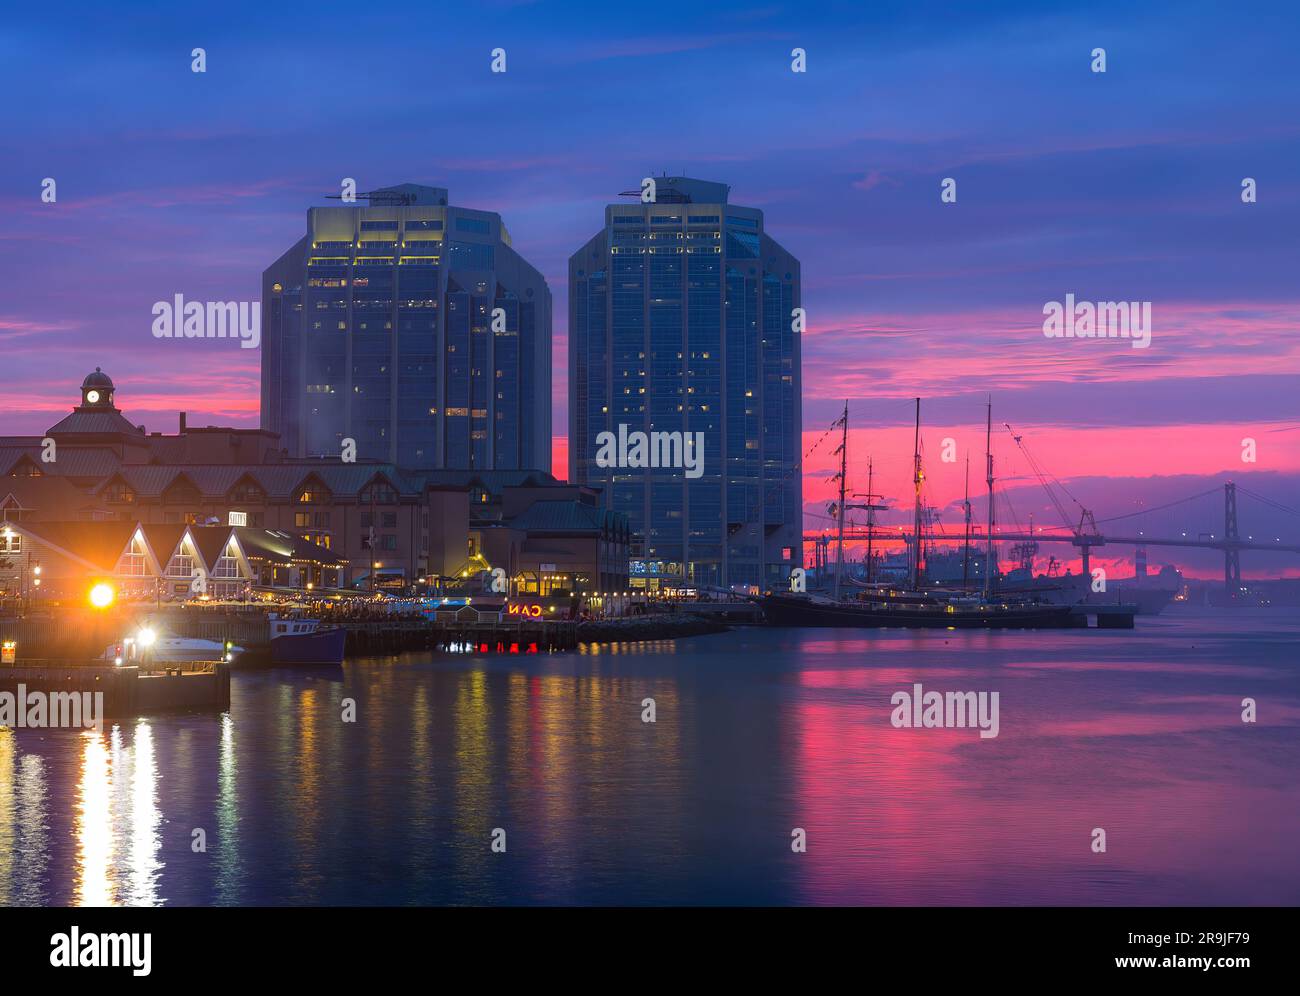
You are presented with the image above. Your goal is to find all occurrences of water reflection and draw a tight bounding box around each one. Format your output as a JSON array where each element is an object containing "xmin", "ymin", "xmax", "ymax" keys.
[
  {"xmin": 214, "ymin": 713, "xmax": 242, "ymax": 905},
  {"xmin": 0, "ymin": 614, "xmax": 1297, "ymax": 905},
  {"xmin": 0, "ymin": 729, "xmax": 49, "ymax": 906},
  {"xmin": 126, "ymin": 723, "xmax": 162, "ymax": 906},
  {"xmin": 75, "ymin": 730, "xmax": 114, "ymax": 906}
]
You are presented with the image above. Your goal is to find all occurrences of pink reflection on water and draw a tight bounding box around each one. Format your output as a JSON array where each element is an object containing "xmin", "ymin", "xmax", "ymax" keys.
[{"xmin": 786, "ymin": 639, "xmax": 1300, "ymax": 905}]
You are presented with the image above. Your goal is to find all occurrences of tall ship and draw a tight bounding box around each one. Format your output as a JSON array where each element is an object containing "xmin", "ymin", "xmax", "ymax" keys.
[{"xmin": 759, "ymin": 399, "xmax": 1081, "ymax": 630}]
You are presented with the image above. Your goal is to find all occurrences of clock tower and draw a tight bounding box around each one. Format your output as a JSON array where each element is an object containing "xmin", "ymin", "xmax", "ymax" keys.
[{"xmin": 78, "ymin": 368, "xmax": 117, "ymax": 410}]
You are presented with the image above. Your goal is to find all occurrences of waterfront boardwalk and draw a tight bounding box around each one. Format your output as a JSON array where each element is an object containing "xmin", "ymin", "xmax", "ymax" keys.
[
  {"xmin": 168, "ymin": 611, "xmax": 582, "ymax": 657},
  {"xmin": 0, "ymin": 601, "xmax": 744, "ymax": 675}
]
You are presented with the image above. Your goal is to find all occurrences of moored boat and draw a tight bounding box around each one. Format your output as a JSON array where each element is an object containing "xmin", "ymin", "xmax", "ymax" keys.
[
  {"xmin": 269, "ymin": 614, "xmax": 347, "ymax": 665},
  {"xmin": 758, "ymin": 591, "xmax": 1079, "ymax": 629},
  {"xmin": 103, "ymin": 635, "xmax": 243, "ymax": 665}
]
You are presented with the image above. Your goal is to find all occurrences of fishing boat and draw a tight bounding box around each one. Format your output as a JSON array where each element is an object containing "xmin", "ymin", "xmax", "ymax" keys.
[{"xmin": 268, "ymin": 614, "xmax": 347, "ymax": 665}]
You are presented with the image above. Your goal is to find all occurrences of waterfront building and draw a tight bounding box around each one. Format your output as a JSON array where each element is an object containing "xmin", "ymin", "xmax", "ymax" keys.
[
  {"xmin": 3, "ymin": 519, "xmax": 347, "ymax": 603},
  {"xmin": 568, "ymin": 176, "xmax": 802, "ymax": 591},
  {"xmin": 471, "ymin": 486, "xmax": 631, "ymax": 597},
  {"xmin": 261, "ymin": 183, "xmax": 552, "ymax": 471},
  {"xmin": 0, "ymin": 370, "xmax": 627, "ymax": 600}
]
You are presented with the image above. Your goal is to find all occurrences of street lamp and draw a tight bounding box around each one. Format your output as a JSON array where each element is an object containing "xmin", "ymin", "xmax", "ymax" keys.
[{"xmin": 89, "ymin": 583, "xmax": 115, "ymax": 609}]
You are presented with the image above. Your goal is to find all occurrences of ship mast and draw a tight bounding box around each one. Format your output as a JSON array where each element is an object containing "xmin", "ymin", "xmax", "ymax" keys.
[
  {"xmin": 912, "ymin": 397, "xmax": 924, "ymax": 591},
  {"xmin": 962, "ymin": 454, "xmax": 972, "ymax": 589},
  {"xmin": 833, "ymin": 402, "xmax": 848, "ymax": 601},
  {"xmin": 983, "ymin": 397, "xmax": 996, "ymax": 601},
  {"xmin": 865, "ymin": 457, "xmax": 875, "ymax": 584},
  {"xmin": 849, "ymin": 460, "xmax": 887, "ymax": 585}
]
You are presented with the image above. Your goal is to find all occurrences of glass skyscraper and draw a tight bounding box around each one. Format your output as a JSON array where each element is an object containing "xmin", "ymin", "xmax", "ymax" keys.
[
  {"xmin": 569, "ymin": 177, "xmax": 801, "ymax": 590},
  {"xmin": 262, "ymin": 183, "xmax": 551, "ymax": 470}
]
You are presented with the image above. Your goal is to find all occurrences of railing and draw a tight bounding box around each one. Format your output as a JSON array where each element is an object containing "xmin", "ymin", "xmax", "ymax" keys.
[
  {"xmin": 0, "ymin": 660, "xmax": 126, "ymax": 676},
  {"xmin": 2, "ymin": 657, "xmax": 223, "ymax": 674}
]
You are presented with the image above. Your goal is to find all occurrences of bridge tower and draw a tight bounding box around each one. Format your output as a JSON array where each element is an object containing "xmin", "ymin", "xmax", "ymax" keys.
[{"xmin": 1224, "ymin": 482, "xmax": 1242, "ymax": 598}]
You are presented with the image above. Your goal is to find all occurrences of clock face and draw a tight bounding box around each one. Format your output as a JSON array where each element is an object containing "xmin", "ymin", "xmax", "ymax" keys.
[{"xmin": 86, "ymin": 390, "xmax": 101, "ymax": 404}]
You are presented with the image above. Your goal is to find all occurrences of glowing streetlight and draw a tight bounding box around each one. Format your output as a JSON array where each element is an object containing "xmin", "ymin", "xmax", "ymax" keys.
[{"xmin": 89, "ymin": 583, "xmax": 115, "ymax": 609}]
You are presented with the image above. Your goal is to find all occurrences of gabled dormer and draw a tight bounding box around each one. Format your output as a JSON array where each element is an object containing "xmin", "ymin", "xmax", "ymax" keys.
[
  {"xmin": 227, "ymin": 473, "xmax": 266, "ymax": 504},
  {"xmin": 98, "ymin": 473, "xmax": 136, "ymax": 505},
  {"xmin": 6, "ymin": 454, "xmax": 42, "ymax": 477},
  {"xmin": 293, "ymin": 473, "xmax": 332, "ymax": 505}
]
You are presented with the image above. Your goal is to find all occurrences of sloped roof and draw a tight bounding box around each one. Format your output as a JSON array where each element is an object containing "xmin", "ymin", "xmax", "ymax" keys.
[
  {"xmin": 145, "ymin": 436, "xmax": 190, "ymax": 462},
  {"xmin": 230, "ymin": 527, "xmax": 347, "ymax": 566},
  {"xmin": 226, "ymin": 527, "xmax": 294, "ymax": 561},
  {"xmin": 139, "ymin": 523, "xmax": 189, "ymax": 562},
  {"xmin": 0, "ymin": 447, "xmax": 41, "ymax": 472},
  {"xmin": 508, "ymin": 500, "xmax": 607, "ymax": 534},
  {"xmin": 187, "ymin": 525, "xmax": 236, "ymax": 570},
  {"xmin": 408, "ymin": 469, "xmax": 558, "ymax": 491},
  {"xmin": 17, "ymin": 520, "xmax": 138, "ymax": 571},
  {"xmin": 0, "ymin": 475, "xmax": 103, "ymax": 512},
  {"xmin": 1, "ymin": 448, "xmax": 124, "ymax": 479},
  {"xmin": 92, "ymin": 463, "xmax": 418, "ymax": 501},
  {"xmin": 13, "ymin": 520, "xmax": 347, "ymax": 574},
  {"xmin": 46, "ymin": 410, "xmax": 148, "ymax": 438}
]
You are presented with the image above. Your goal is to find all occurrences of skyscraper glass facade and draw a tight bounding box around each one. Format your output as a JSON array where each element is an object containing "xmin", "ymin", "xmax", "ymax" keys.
[
  {"xmin": 569, "ymin": 177, "xmax": 801, "ymax": 590},
  {"xmin": 262, "ymin": 184, "xmax": 551, "ymax": 471}
]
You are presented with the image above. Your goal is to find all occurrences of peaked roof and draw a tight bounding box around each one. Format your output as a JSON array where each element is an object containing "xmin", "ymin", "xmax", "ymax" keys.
[
  {"xmin": 187, "ymin": 525, "xmax": 236, "ymax": 570},
  {"xmin": 15, "ymin": 520, "xmax": 139, "ymax": 571},
  {"xmin": 89, "ymin": 463, "xmax": 420, "ymax": 501},
  {"xmin": 139, "ymin": 523, "xmax": 189, "ymax": 562},
  {"xmin": 12, "ymin": 520, "xmax": 348, "ymax": 574},
  {"xmin": 46, "ymin": 409, "xmax": 148, "ymax": 438}
]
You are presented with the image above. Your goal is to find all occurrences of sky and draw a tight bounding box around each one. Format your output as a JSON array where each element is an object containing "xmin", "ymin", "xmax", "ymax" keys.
[{"xmin": 1, "ymin": 0, "xmax": 1297, "ymax": 578}]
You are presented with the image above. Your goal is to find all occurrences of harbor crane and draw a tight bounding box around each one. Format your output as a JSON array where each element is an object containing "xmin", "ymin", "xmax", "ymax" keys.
[{"xmin": 1004, "ymin": 423, "xmax": 1105, "ymax": 576}]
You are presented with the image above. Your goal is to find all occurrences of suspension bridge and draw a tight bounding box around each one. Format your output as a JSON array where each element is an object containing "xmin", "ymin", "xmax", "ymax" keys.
[{"xmin": 805, "ymin": 481, "xmax": 1300, "ymax": 596}]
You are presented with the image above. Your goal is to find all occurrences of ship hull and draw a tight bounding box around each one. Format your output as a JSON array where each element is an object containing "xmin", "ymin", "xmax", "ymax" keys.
[
  {"xmin": 270, "ymin": 627, "xmax": 347, "ymax": 665},
  {"xmin": 1002, "ymin": 579, "xmax": 1175, "ymax": 616},
  {"xmin": 759, "ymin": 594, "xmax": 1079, "ymax": 629}
]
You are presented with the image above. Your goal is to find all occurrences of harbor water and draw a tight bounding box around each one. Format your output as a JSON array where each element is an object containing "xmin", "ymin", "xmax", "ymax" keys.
[{"xmin": 1, "ymin": 607, "xmax": 1298, "ymax": 906}]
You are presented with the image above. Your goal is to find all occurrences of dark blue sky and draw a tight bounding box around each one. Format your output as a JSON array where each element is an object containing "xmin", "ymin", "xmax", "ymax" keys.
[{"xmin": 2, "ymin": 0, "xmax": 1298, "ymax": 575}]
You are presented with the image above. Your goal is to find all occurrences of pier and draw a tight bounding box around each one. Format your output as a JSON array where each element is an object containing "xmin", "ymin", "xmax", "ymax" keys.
[
  {"xmin": 0, "ymin": 659, "xmax": 230, "ymax": 717},
  {"xmin": 1069, "ymin": 604, "xmax": 1137, "ymax": 628},
  {"xmin": 162, "ymin": 608, "xmax": 582, "ymax": 657}
]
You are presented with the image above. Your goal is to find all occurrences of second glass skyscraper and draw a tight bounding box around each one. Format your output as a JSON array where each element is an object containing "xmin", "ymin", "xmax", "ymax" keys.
[{"xmin": 569, "ymin": 177, "xmax": 801, "ymax": 590}]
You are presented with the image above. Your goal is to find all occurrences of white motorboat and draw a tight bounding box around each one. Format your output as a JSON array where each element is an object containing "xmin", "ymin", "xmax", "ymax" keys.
[{"xmin": 103, "ymin": 635, "xmax": 243, "ymax": 664}]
